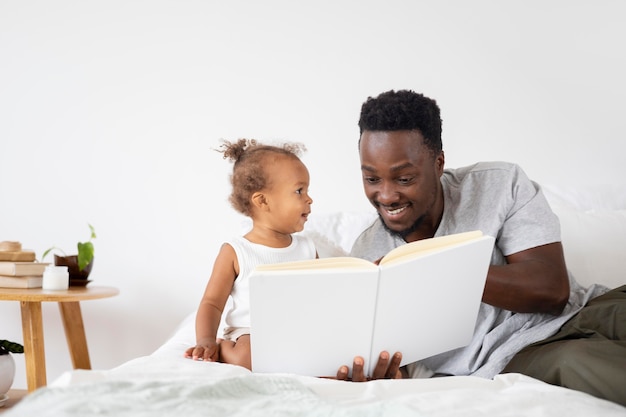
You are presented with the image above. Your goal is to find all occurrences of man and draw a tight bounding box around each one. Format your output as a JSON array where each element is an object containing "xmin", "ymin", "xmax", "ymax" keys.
[{"xmin": 338, "ymin": 89, "xmax": 625, "ymax": 406}]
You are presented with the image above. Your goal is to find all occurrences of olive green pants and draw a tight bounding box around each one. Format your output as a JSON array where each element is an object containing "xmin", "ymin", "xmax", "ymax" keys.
[{"xmin": 503, "ymin": 285, "xmax": 626, "ymax": 406}]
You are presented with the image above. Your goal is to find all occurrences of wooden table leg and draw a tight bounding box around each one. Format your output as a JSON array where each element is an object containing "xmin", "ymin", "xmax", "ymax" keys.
[
  {"xmin": 19, "ymin": 301, "xmax": 47, "ymax": 392},
  {"xmin": 58, "ymin": 301, "xmax": 91, "ymax": 370}
]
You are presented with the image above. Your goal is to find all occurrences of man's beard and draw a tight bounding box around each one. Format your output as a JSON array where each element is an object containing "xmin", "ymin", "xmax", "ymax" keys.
[{"xmin": 378, "ymin": 212, "xmax": 426, "ymax": 241}]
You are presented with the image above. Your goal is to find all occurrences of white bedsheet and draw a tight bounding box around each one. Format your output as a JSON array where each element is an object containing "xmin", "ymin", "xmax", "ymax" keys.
[
  {"xmin": 8, "ymin": 356, "xmax": 625, "ymax": 416},
  {"xmin": 7, "ymin": 313, "xmax": 625, "ymax": 416}
]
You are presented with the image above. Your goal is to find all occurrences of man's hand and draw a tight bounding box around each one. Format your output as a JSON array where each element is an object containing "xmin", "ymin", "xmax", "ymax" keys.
[{"xmin": 336, "ymin": 351, "xmax": 404, "ymax": 381}]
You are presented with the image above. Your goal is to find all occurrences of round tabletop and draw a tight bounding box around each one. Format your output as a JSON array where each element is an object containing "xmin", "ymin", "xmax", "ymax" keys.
[{"xmin": 0, "ymin": 285, "xmax": 119, "ymax": 302}]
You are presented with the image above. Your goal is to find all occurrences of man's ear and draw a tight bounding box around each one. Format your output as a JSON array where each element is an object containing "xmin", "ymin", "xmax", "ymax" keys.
[
  {"xmin": 251, "ymin": 192, "xmax": 269, "ymax": 211},
  {"xmin": 436, "ymin": 151, "xmax": 445, "ymax": 176}
]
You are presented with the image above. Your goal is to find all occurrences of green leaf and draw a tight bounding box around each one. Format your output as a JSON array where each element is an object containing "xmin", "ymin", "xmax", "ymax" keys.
[
  {"xmin": 88, "ymin": 223, "xmax": 97, "ymax": 240},
  {"xmin": 77, "ymin": 241, "xmax": 94, "ymax": 270},
  {"xmin": 42, "ymin": 247, "xmax": 54, "ymax": 260},
  {"xmin": 0, "ymin": 340, "xmax": 24, "ymax": 354},
  {"xmin": 42, "ymin": 246, "xmax": 65, "ymax": 261}
]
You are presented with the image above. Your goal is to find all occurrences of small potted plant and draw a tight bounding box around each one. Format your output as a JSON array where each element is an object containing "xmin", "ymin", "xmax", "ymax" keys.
[
  {"xmin": 0, "ymin": 340, "xmax": 23, "ymax": 399},
  {"xmin": 42, "ymin": 224, "xmax": 96, "ymax": 286}
]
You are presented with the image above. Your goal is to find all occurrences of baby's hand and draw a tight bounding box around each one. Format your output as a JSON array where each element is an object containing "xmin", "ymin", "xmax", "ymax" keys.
[{"xmin": 184, "ymin": 342, "xmax": 219, "ymax": 362}]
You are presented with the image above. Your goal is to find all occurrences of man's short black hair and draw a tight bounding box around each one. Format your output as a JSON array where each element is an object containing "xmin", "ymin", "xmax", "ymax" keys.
[{"xmin": 358, "ymin": 89, "xmax": 443, "ymax": 154}]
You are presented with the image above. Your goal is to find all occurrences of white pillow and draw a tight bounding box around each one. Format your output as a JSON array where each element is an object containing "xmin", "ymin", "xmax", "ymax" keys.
[
  {"xmin": 300, "ymin": 211, "xmax": 377, "ymax": 258},
  {"xmin": 544, "ymin": 184, "xmax": 626, "ymax": 289},
  {"xmin": 552, "ymin": 207, "xmax": 626, "ymax": 289}
]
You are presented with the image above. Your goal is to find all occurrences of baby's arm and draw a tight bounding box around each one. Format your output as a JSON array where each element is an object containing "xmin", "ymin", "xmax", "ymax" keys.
[{"xmin": 184, "ymin": 243, "xmax": 238, "ymax": 361}]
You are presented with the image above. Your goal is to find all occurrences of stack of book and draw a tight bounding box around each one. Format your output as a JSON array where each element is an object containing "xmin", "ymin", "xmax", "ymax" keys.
[{"xmin": 0, "ymin": 241, "xmax": 49, "ymax": 288}]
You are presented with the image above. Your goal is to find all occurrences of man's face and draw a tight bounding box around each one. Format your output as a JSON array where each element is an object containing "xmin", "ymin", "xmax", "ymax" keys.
[{"xmin": 359, "ymin": 130, "xmax": 444, "ymax": 241}]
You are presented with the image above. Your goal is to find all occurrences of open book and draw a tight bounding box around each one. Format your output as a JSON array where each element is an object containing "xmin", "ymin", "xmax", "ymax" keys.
[{"xmin": 249, "ymin": 230, "xmax": 495, "ymax": 377}]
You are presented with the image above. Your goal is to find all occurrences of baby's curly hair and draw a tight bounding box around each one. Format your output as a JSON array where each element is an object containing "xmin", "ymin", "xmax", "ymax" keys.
[
  {"xmin": 358, "ymin": 89, "xmax": 443, "ymax": 155},
  {"xmin": 218, "ymin": 138, "xmax": 306, "ymax": 216}
]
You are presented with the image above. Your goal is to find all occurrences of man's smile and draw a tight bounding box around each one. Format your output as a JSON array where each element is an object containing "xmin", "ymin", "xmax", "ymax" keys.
[
  {"xmin": 385, "ymin": 205, "xmax": 409, "ymax": 216},
  {"xmin": 377, "ymin": 203, "xmax": 410, "ymax": 217}
]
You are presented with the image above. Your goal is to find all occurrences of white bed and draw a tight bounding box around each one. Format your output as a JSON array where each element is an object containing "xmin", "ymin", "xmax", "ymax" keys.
[{"xmin": 5, "ymin": 185, "xmax": 626, "ymax": 416}]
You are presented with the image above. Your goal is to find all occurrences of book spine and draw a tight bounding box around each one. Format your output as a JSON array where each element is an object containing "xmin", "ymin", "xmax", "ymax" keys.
[
  {"xmin": 0, "ymin": 264, "xmax": 17, "ymax": 275},
  {"xmin": 0, "ymin": 251, "xmax": 37, "ymax": 262},
  {"xmin": 366, "ymin": 270, "xmax": 384, "ymax": 378},
  {"xmin": 0, "ymin": 276, "xmax": 43, "ymax": 288},
  {"xmin": 0, "ymin": 262, "xmax": 48, "ymax": 276}
]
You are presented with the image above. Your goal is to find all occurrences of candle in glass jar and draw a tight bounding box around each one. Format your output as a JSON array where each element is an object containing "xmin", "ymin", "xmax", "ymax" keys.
[{"xmin": 42, "ymin": 265, "xmax": 69, "ymax": 290}]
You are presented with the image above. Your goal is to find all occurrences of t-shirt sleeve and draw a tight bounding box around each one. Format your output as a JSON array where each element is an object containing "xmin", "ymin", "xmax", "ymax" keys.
[{"xmin": 497, "ymin": 166, "xmax": 561, "ymax": 256}]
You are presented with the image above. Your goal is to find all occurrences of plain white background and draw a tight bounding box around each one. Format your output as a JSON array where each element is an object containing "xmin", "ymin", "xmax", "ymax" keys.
[{"xmin": 1, "ymin": 1, "xmax": 625, "ymax": 389}]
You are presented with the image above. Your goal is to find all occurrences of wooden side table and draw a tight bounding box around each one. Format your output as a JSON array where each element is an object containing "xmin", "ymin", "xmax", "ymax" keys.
[
  {"xmin": 0, "ymin": 389, "xmax": 27, "ymax": 413},
  {"xmin": 0, "ymin": 286, "xmax": 119, "ymax": 392}
]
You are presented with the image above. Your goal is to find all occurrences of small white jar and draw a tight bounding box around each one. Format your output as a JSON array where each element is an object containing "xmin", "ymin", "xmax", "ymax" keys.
[{"xmin": 42, "ymin": 265, "xmax": 69, "ymax": 290}]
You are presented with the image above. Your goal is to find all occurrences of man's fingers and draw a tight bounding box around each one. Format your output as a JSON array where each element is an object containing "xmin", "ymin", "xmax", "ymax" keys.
[
  {"xmin": 336, "ymin": 365, "xmax": 349, "ymax": 381},
  {"xmin": 351, "ymin": 356, "xmax": 367, "ymax": 382},
  {"xmin": 335, "ymin": 352, "xmax": 403, "ymax": 382},
  {"xmin": 372, "ymin": 351, "xmax": 402, "ymax": 379},
  {"xmin": 371, "ymin": 351, "xmax": 390, "ymax": 379},
  {"xmin": 386, "ymin": 351, "xmax": 402, "ymax": 378}
]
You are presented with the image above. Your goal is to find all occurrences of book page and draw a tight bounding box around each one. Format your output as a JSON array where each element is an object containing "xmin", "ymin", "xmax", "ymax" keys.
[
  {"xmin": 254, "ymin": 256, "xmax": 376, "ymax": 272},
  {"xmin": 379, "ymin": 230, "xmax": 483, "ymax": 266}
]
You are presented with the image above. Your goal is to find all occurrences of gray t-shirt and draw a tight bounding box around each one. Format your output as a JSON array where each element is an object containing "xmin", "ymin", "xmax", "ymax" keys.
[{"xmin": 350, "ymin": 161, "xmax": 608, "ymax": 378}]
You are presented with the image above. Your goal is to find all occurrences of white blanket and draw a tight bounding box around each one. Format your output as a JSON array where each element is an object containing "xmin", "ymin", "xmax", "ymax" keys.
[
  {"xmin": 7, "ymin": 314, "xmax": 625, "ymax": 417},
  {"xmin": 8, "ymin": 357, "xmax": 625, "ymax": 416}
]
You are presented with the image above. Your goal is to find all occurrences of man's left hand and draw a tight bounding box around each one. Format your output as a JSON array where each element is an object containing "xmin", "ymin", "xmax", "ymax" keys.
[{"xmin": 336, "ymin": 351, "xmax": 404, "ymax": 381}]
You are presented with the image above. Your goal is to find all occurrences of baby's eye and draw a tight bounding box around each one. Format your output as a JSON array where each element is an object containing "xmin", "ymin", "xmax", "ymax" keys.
[{"xmin": 295, "ymin": 188, "xmax": 303, "ymax": 195}]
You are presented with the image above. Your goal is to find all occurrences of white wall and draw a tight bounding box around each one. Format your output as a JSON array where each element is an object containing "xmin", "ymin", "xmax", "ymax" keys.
[{"xmin": 1, "ymin": 1, "xmax": 624, "ymax": 389}]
